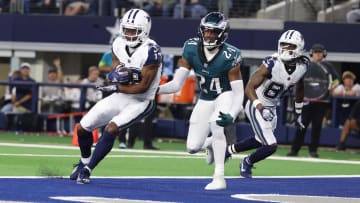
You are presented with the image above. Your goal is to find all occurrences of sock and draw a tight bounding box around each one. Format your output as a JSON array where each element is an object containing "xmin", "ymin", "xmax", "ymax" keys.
[
  {"xmin": 248, "ymin": 145, "xmax": 277, "ymax": 165},
  {"xmin": 228, "ymin": 137, "xmax": 262, "ymax": 154},
  {"xmin": 210, "ymin": 122, "xmax": 226, "ymax": 177},
  {"xmin": 87, "ymin": 130, "xmax": 115, "ymax": 170},
  {"xmin": 81, "ymin": 156, "xmax": 91, "ymax": 165},
  {"xmin": 78, "ymin": 129, "xmax": 93, "ymax": 159}
]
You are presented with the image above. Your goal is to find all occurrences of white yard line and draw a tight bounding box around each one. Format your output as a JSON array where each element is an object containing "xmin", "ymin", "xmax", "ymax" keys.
[
  {"xmin": 1, "ymin": 175, "xmax": 360, "ymax": 179},
  {"xmin": 0, "ymin": 142, "xmax": 360, "ymax": 165}
]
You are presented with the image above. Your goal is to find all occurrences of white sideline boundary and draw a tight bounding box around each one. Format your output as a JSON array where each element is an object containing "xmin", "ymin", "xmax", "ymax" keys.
[
  {"xmin": 1, "ymin": 175, "xmax": 360, "ymax": 179},
  {"xmin": 0, "ymin": 142, "xmax": 360, "ymax": 165}
]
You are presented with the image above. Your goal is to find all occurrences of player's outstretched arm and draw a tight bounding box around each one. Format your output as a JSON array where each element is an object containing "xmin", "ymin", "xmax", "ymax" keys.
[
  {"xmin": 158, "ymin": 57, "xmax": 191, "ymax": 94},
  {"xmin": 118, "ymin": 64, "xmax": 159, "ymax": 94}
]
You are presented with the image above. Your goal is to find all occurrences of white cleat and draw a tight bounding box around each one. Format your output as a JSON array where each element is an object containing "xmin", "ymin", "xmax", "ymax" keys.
[
  {"xmin": 205, "ymin": 147, "xmax": 214, "ymax": 165},
  {"xmin": 204, "ymin": 176, "xmax": 226, "ymax": 190}
]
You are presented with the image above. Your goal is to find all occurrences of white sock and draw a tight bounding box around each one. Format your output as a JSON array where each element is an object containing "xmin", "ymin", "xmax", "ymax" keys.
[
  {"xmin": 210, "ymin": 122, "xmax": 226, "ymax": 177},
  {"xmin": 81, "ymin": 156, "xmax": 91, "ymax": 165},
  {"xmin": 228, "ymin": 144, "xmax": 236, "ymax": 154}
]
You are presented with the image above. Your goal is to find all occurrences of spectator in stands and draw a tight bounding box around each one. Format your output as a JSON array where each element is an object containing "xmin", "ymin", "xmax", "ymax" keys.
[
  {"xmin": 81, "ymin": 66, "xmax": 103, "ymax": 110},
  {"xmin": 173, "ymin": 0, "xmax": 208, "ymax": 18},
  {"xmin": 63, "ymin": 0, "xmax": 89, "ymax": 16},
  {"xmin": 336, "ymin": 100, "xmax": 360, "ymax": 151},
  {"xmin": 332, "ymin": 70, "xmax": 360, "ymax": 127},
  {"xmin": 144, "ymin": 0, "xmax": 177, "ymax": 17},
  {"xmin": 287, "ymin": 43, "xmax": 340, "ymax": 158},
  {"xmin": 346, "ymin": 2, "xmax": 360, "ymax": 23},
  {"xmin": 0, "ymin": 70, "xmax": 20, "ymax": 113},
  {"xmin": 332, "ymin": 71, "xmax": 360, "ymax": 97},
  {"xmin": 98, "ymin": 50, "xmax": 112, "ymax": 79},
  {"xmin": 87, "ymin": 0, "xmax": 135, "ymax": 16},
  {"xmin": 64, "ymin": 77, "xmax": 82, "ymax": 112},
  {"xmin": 11, "ymin": 63, "xmax": 36, "ymax": 113},
  {"xmin": 31, "ymin": 0, "xmax": 58, "ymax": 14},
  {"xmin": 40, "ymin": 57, "xmax": 65, "ymax": 113}
]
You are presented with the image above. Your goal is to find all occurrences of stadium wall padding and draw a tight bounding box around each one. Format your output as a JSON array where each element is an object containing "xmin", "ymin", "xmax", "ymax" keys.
[{"xmin": 0, "ymin": 15, "xmax": 359, "ymax": 52}]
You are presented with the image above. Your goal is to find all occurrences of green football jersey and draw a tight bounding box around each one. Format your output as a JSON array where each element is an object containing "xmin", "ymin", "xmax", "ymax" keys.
[{"xmin": 182, "ymin": 38, "xmax": 242, "ymax": 100}]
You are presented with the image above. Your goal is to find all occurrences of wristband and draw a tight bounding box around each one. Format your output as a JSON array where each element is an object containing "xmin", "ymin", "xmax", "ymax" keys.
[{"xmin": 252, "ymin": 99, "xmax": 262, "ymax": 109}]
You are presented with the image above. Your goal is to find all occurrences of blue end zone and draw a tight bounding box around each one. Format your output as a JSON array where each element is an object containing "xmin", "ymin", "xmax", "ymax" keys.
[{"xmin": 0, "ymin": 177, "xmax": 359, "ymax": 202}]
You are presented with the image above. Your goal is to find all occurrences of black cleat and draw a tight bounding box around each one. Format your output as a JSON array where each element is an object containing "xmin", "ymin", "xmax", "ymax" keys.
[
  {"xmin": 309, "ymin": 151, "xmax": 319, "ymax": 158},
  {"xmin": 286, "ymin": 151, "xmax": 298, "ymax": 157},
  {"xmin": 225, "ymin": 148, "xmax": 232, "ymax": 162},
  {"xmin": 70, "ymin": 160, "xmax": 85, "ymax": 180},
  {"xmin": 77, "ymin": 167, "xmax": 91, "ymax": 184}
]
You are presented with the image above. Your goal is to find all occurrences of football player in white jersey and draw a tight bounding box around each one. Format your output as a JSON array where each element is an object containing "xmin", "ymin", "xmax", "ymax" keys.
[
  {"xmin": 158, "ymin": 12, "xmax": 244, "ymax": 190},
  {"xmin": 219, "ymin": 29, "xmax": 309, "ymax": 178},
  {"xmin": 70, "ymin": 9, "xmax": 163, "ymax": 184}
]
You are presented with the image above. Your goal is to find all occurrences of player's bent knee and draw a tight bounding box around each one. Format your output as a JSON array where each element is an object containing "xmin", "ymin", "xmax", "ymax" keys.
[
  {"xmin": 267, "ymin": 144, "xmax": 277, "ymax": 153},
  {"xmin": 77, "ymin": 124, "xmax": 91, "ymax": 137},
  {"xmin": 187, "ymin": 147, "xmax": 200, "ymax": 154},
  {"xmin": 105, "ymin": 122, "xmax": 118, "ymax": 135}
]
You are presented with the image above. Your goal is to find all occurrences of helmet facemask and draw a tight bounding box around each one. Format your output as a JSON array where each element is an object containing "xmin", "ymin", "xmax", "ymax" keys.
[
  {"xmin": 121, "ymin": 25, "xmax": 145, "ymax": 47},
  {"xmin": 198, "ymin": 12, "xmax": 229, "ymax": 49}
]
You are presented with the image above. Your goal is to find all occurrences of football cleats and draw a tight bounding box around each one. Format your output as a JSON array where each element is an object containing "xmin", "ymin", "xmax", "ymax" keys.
[
  {"xmin": 278, "ymin": 30, "xmax": 305, "ymax": 62},
  {"xmin": 198, "ymin": 12, "xmax": 229, "ymax": 49},
  {"xmin": 120, "ymin": 9, "xmax": 151, "ymax": 47}
]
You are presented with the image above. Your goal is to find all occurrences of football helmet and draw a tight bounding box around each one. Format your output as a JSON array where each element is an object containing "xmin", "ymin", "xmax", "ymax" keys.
[
  {"xmin": 278, "ymin": 30, "xmax": 305, "ymax": 62},
  {"xmin": 198, "ymin": 12, "xmax": 229, "ymax": 49},
  {"xmin": 120, "ymin": 9, "xmax": 151, "ymax": 47}
]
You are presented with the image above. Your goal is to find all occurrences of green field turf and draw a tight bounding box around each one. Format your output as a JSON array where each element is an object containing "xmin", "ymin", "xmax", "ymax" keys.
[{"xmin": 0, "ymin": 132, "xmax": 359, "ymax": 177}]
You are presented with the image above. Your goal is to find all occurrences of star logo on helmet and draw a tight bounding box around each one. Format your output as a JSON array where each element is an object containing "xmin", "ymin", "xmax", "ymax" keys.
[
  {"xmin": 146, "ymin": 16, "xmax": 151, "ymax": 22},
  {"xmin": 106, "ymin": 18, "xmax": 121, "ymax": 44}
]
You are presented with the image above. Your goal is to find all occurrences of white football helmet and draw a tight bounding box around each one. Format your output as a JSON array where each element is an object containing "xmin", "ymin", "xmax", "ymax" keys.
[
  {"xmin": 278, "ymin": 30, "xmax": 305, "ymax": 62},
  {"xmin": 120, "ymin": 9, "xmax": 151, "ymax": 47}
]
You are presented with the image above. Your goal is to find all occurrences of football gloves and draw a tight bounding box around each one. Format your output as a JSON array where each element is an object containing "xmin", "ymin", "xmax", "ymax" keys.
[
  {"xmin": 216, "ymin": 112, "xmax": 234, "ymax": 127},
  {"xmin": 259, "ymin": 107, "xmax": 275, "ymax": 121},
  {"xmin": 108, "ymin": 66, "xmax": 142, "ymax": 85}
]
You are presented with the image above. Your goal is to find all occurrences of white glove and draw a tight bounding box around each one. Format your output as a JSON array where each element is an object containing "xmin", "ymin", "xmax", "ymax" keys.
[
  {"xmin": 96, "ymin": 85, "xmax": 118, "ymax": 92},
  {"xmin": 259, "ymin": 107, "xmax": 275, "ymax": 121}
]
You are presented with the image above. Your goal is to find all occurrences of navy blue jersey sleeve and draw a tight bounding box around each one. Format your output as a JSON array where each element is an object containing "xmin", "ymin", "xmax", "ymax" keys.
[
  {"xmin": 262, "ymin": 56, "xmax": 277, "ymax": 72},
  {"xmin": 144, "ymin": 44, "xmax": 162, "ymax": 66}
]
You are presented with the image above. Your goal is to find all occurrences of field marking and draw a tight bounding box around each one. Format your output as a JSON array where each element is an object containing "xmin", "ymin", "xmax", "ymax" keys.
[
  {"xmin": 231, "ymin": 194, "xmax": 360, "ymax": 203},
  {"xmin": 50, "ymin": 196, "xmax": 175, "ymax": 203},
  {"xmin": 1, "ymin": 175, "xmax": 360, "ymax": 179},
  {"xmin": 0, "ymin": 142, "xmax": 360, "ymax": 165},
  {"xmin": 0, "ymin": 153, "xmax": 202, "ymax": 159}
]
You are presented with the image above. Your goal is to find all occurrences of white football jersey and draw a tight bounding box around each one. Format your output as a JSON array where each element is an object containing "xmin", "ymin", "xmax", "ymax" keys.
[
  {"xmin": 112, "ymin": 37, "xmax": 162, "ymax": 100},
  {"xmin": 256, "ymin": 53, "xmax": 308, "ymax": 106}
]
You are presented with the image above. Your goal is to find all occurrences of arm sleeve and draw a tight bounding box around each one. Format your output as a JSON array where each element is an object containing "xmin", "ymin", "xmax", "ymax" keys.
[
  {"xmin": 158, "ymin": 67, "xmax": 190, "ymax": 94},
  {"xmin": 228, "ymin": 80, "xmax": 244, "ymax": 118}
]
